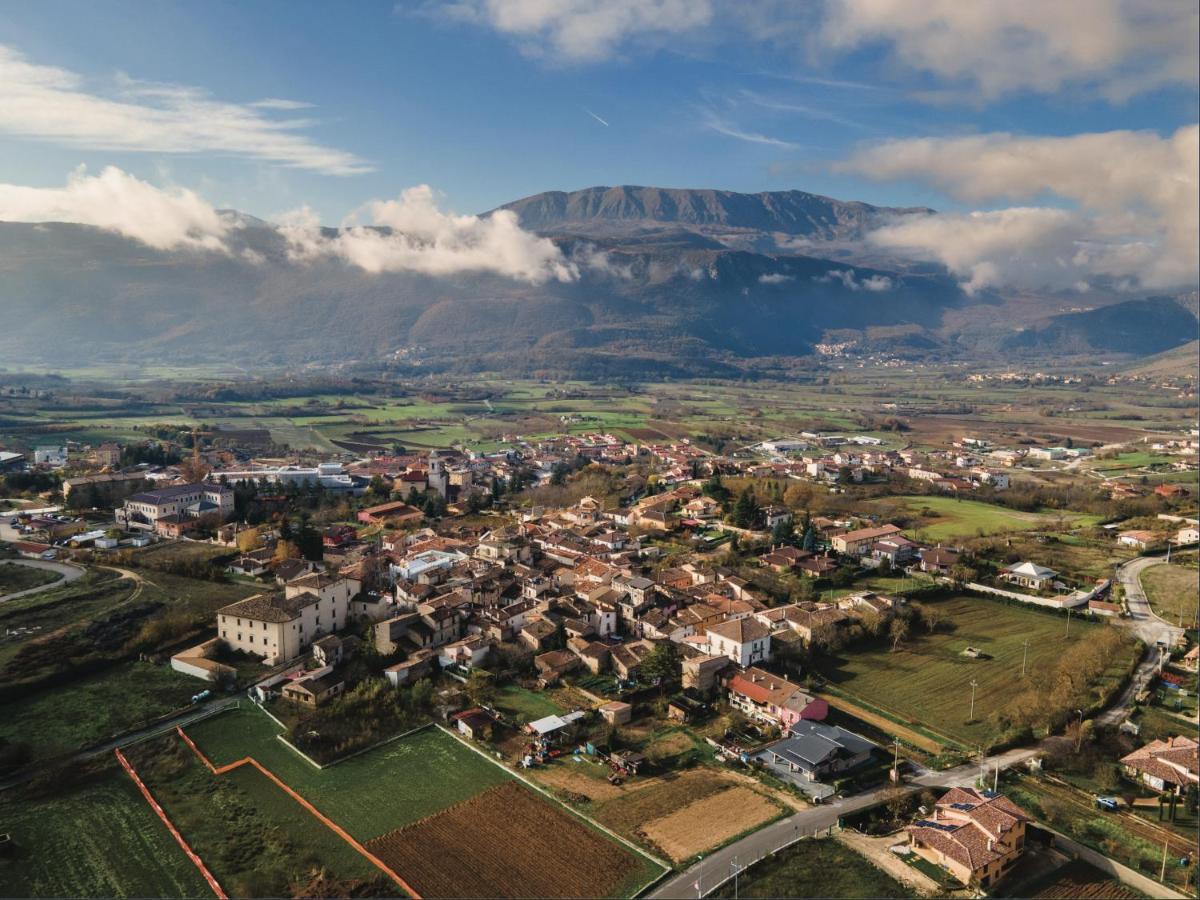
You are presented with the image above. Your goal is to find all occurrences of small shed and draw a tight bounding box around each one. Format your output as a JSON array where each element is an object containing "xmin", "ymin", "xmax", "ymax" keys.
[
  {"xmin": 610, "ymin": 749, "xmax": 647, "ymax": 774},
  {"xmin": 453, "ymin": 707, "xmax": 497, "ymax": 741},
  {"xmin": 598, "ymin": 701, "xmax": 633, "ymax": 726}
]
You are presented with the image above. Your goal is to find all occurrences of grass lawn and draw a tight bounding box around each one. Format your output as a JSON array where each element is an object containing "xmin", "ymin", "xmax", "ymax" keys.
[
  {"xmin": 817, "ymin": 595, "xmax": 1133, "ymax": 748},
  {"xmin": 0, "ymin": 768, "xmax": 210, "ymax": 898},
  {"xmin": 125, "ymin": 735, "xmax": 381, "ymax": 898},
  {"xmin": 183, "ymin": 705, "xmax": 512, "ymax": 841},
  {"xmin": 0, "ymin": 661, "xmax": 197, "ymax": 762},
  {"xmin": 0, "ymin": 562, "xmax": 61, "ymax": 594},
  {"xmin": 709, "ymin": 837, "xmax": 914, "ymax": 898},
  {"xmin": 891, "ymin": 495, "xmax": 1100, "ymax": 542},
  {"xmin": 495, "ymin": 682, "xmax": 566, "ymax": 723},
  {"xmin": 1141, "ymin": 563, "xmax": 1199, "ymax": 628}
]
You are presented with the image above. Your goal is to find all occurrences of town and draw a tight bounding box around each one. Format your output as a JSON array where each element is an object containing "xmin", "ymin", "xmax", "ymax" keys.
[{"xmin": 0, "ymin": 375, "xmax": 1196, "ymax": 899}]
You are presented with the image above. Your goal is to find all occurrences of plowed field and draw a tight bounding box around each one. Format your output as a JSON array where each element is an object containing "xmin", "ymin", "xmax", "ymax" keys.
[{"xmin": 365, "ymin": 781, "xmax": 646, "ymax": 898}]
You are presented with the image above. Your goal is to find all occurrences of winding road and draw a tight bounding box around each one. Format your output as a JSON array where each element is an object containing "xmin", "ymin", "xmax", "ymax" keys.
[{"xmin": 0, "ymin": 558, "xmax": 84, "ymax": 602}]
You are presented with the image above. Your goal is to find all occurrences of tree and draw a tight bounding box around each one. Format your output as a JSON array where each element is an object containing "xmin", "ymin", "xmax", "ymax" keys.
[
  {"xmin": 948, "ymin": 564, "xmax": 978, "ymax": 587},
  {"xmin": 236, "ymin": 527, "xmax": 262, "ymax": 553},
  {"xmin": 640, "ymin": 641, "xmax": 681, "ymax": 685},
  {"xmin": 770, "ymin": 517, "xmax": 794, "ymax": 546},
  {"xmin": 889, "ymin": 618, "xmax": 910, "ymax": 652},
  {"xmin": 465, "ymin": 669, "xmax": 498, "ymax": 707},
  {"xmin": 272, "ymin": 539, "xmax": 301, "ymax": 563},
  {"xmin": 732, "ymin": 488, "xmax": 758, "ymax": 529},
  {"xmin": 703, "ymin": 471, "xmax": 730, "ymax": 505}
]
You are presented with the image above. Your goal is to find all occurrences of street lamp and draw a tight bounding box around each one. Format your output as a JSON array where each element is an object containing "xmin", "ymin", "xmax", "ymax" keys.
[{"xmin": 968, "ymin": 679, "xmax": 979, "ymax": 722}]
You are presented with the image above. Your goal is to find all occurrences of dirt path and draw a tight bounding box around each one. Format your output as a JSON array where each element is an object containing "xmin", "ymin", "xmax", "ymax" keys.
[
  {"xmin": 836, "ymin": 830, "xmax": 944, "ymax": 897},
  {"xmin": 818, "ymin": 693, "xmax": 946, "ymax": 754}
]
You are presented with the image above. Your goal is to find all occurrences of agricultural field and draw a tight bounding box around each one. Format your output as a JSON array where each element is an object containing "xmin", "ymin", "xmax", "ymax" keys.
[
  {"xmin": 0, "ymin": 562, "xmax": 61, "ymax": 595},
  {"xmin": 539, "ymin": 762, "xmax": 786, "ymax": 863},
  {"xmin": 817, "ymin": 595, "xmax": 1137, "ymax": 748},
  {"xmin": 882, "ymin": 495, "xmax": 1102, "ymax": 542},
  {"xmin": 124, "ymin": 734, "xmax": 384, "ymax": 898},
  {"xmin": 0, "ymin": 661, "xmax": 196, "ymax": 763},
  {"xmin": 365, "ymin": 781, "xmax": 657, "ymax": 898},
  {"xmin": 0, "ymin": 766, "xmax": 209, "ymax": 898},
  {"xmin": 709, "ymin": 837, "xmax": 915, "ymax": 899},
  {"xmin": 1141, "ymin": 562, "xmax": 1199, "ymax": 627},
  {"xmin": 1023, "ymin": 861, "xmax": 1141, "ymax": 899},
  {"xmin": 175, "ymin": 707, "xmax": 662, "ymax": 897},
  {"xmin": 184, "ymin": 707, "xmax": 509, "ymax": 839}
]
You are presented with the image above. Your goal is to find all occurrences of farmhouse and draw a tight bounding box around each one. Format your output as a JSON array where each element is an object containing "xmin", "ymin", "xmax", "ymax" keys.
[
  {"xmin": 906, "ymin": 788, "xmax": 1030, "ymax": 889},
  {"xmin": 832, "ymin": 524, "xmax": 902, "ymax": 556},
  {"xmin": 1117, "ymin": 529, "xmax": 1161, "ymax": 550},
  {"xmin": 1120, "ymin": 736, "xmax": 1199, "ymax": 795},
  {"xmin": 281, "ymin": 672, "xmax": 345, "ymax": 707},
  {"xmin": 999, "ymin": 561, "xmax": 1057, "ymax": 591}
]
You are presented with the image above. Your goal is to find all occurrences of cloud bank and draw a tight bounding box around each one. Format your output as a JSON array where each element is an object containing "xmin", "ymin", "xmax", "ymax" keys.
[
  {"xmin": 0, "ymin": 166, "xmax": 229, "ymax": 250},
  {"xmin": 840, "ymin": 125, "xmax": 1199, "ymax": 292},
  {"xmin": 0, "ymin": 169, "xmax": 578, "ymax": 283},
  {"xmin": 280, "ymin": 185, "xmax": 578, "ymax": 283},
  {"xmin": 814, "ymin": 268, "xmax": 892, "ymax": 291},
  {"xmin": 0, "ymin": 45, "xmax": 369, "ymax": 175}
]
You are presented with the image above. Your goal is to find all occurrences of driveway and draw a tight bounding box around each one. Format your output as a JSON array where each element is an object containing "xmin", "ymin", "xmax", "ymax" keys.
[{"xmin": 0, "ymin": 558, "xmax": 85, "ymax": 602}]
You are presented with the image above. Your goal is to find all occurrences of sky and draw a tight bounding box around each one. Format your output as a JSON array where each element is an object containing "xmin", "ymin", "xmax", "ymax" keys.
[{"xmin": 0, "ymin": 0, "xmax": 1197, "ymax": 293}]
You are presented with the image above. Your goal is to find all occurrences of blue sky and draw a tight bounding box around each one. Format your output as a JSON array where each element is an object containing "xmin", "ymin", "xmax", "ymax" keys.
[
  {"xmin": 0, "ymin": 1, "xmax": 1195, "ymax": 294},
  {"xmin": 0, "ymin": 0, "xmax": 1196, "ymax": 220}
]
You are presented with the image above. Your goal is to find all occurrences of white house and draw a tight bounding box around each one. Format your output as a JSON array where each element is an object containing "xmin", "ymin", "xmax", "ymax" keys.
[{"xmin": 705, "ymin": 617, "xmax": 772, "ymax": 666}]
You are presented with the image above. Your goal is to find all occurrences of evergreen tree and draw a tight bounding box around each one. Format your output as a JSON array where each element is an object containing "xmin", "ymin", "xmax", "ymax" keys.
[{"xmin": 732, "ymin": 487, "xmax": 758, "ymax": 528}]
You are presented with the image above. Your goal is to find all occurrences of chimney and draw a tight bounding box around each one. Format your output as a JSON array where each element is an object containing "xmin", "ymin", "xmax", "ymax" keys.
[
  {"xmin": 987, "ymin": 839, "xmax": 994, "ymax": 852},
  {"xmin": 932, "ymin": 808, "xmax": 938, "ymax": 821}
]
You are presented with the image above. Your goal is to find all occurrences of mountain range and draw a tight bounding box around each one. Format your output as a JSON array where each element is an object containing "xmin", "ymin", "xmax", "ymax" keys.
[{"xmin": 0, "ymin": 185, "xmax": 1194, "ymax": 376}]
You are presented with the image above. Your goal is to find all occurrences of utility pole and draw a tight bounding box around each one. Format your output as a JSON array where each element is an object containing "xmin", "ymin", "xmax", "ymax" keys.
[
  {"xmin": 994, "ymin": 761, "xmax": 1000, "ymax": 793},
  {"xmin": 1020, "ymin": 640, "xmax": 1029, "ymax": 677},
  {"xmin": 969, "ymin": 679, "xmax": 979, "ymax": 722},
  {"xmin": 893, "ymin": 738, "xmax": 902, "ymax": 781},
  {"xmin": 1065, "ymin": 608, "xmax": 1072, "ymax": 639},
  {"xmin": 1160, "ymin": 839, "xmax": 1169, "ymax": 883},
  {"xmin": 733, "ymin": 855, "xmax": 740, "ymax": 900}
]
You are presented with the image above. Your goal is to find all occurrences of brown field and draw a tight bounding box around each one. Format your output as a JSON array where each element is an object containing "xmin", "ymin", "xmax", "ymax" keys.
[
  {"xmin": 364, "ymin": 781, "xmax": 642, "ymax": 898},
  {"xmin": 625, "ymin": 427, "xmax": 669, "ymax": 441},
  {"xmin": 1031, "ymin": 861, "xmax": 1139, "ymax": 899},
  {"xmin": 641, "ymin": 786, "xmax": 780, "ymax": 862},
  {"xmin": 818, "ymin": 693, "xmax": 944, "ymax": 754}
]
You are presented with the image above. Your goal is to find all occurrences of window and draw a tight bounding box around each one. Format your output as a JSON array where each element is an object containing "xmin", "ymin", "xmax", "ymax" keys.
[{"xmin": 237, "ymin": 633, "xmax": 242, "ymax": 641}]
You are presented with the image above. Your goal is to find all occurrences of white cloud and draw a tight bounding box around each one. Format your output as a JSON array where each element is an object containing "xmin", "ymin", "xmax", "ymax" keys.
[
  {"xmin": 819, "ymin": 0, "xmax": 1199, "ymax": 102},
  {"xmin": 0, "ymin": 165, "xmax": 229, "ymax": 251},
  {"xmin": 701, "ymin": 109, "xmax": 798, "ymax": 148},
  {"xmin": 0, "ymin": 45, "xmax": 369, "ymax": 175},
  {"xmin": 0, "ymin": 170, "xmax": 578, "ymax": 285},
  {"xmin": 758, "ymin": 272, "xmax": 793, "ymax": 284},
  {"xmin": 840, "ymin": 125, "xmax": 1199, "ymax": 292},
  {"xmin": 813, "ymin": 268, "xmax": 893, "ymax": 291},
  {"xmin": 280, "ymin": 185, "xmax": 578, "ymax": 283},
  {"xmin": 440, "ymin": 0, "xmax": 715, "ymax": 63},
  {"xmin": 438, "ymin": 0, "xmax": 1197, "ymax": 101}
]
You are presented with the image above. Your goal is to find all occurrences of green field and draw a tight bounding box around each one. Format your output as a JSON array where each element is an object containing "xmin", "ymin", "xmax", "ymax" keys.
[
  {"xmin": 709, "ymin": 838, "xmax": 914, "ymax": 898},
  {"xmin": 0, "ymin": 661, "xmax": 197, "ymax": 762},
  {"xmin": 126, "ymin": 735, "xmax": 381, "ymax": 898},
  {"xmin": 890, "ymin": 495, "xmax": 1101, "ymax": 541},
  {"xmin": 495, "ymin": 683, "xmax": 566, "ymax": 723},
  {"xmin": 818, "ymin": 595, "xmax": 1133, "ymax": 748},
  {"xmin": 184, "ymin": 705, "xmax": 512, "ymax": 840},
  {"xmin": 0, "ymin": 562, "xmax": 61, "ymax": 595},
  {"xmin": 0, "ymin": 769, "xmax": 209, "ymax": 898},
  {"xmin": 1141, "ymin": 562, "xmax": 1200, "ymax": 628}
]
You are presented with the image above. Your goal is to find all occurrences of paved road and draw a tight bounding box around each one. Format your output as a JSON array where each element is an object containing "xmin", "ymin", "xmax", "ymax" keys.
[
  {"xmin": 1098, "ymin": 555, "xmax": 1185, "ymax": 726},
  {"xmin": 0, "ymin": 558, "xmax": 84, "ymax": 602},
  {"xmin": 649, "ymin": 747, "xmax": 1038, "ymax": 899}
]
